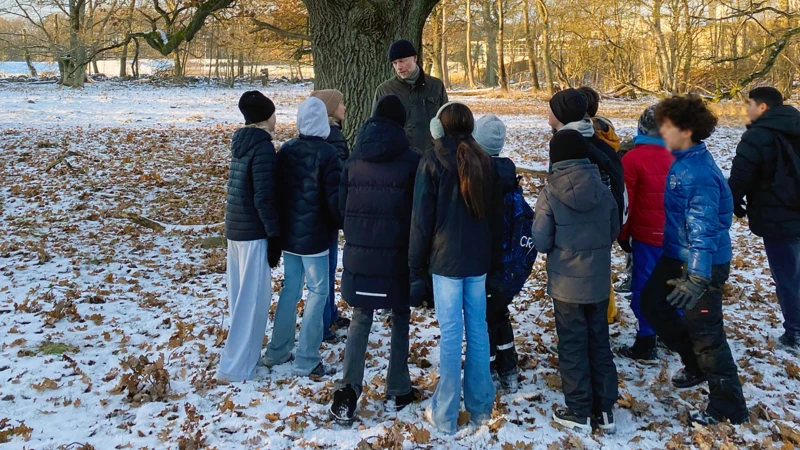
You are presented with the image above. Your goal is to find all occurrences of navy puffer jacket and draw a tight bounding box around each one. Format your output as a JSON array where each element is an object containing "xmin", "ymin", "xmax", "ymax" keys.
[
  {"xmin": 224, "ymin": 127, "xmax": 280, "ymax": 241},
  {"xmin": 663, "ymin": 142, "xmax": 733, "ymax": 278},
  {"xmin": 339, "ymin": 117, "xmax": 421, "ymax": 309},
  {"xmin": 276, "ymin": 135, "xmax": 343, "ymax": 255}
]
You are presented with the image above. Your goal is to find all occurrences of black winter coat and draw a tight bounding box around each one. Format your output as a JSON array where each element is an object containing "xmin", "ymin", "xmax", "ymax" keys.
[
  {"xmin": 729, "ymin": 105, "xmax": 800, "ymax": 238},
  {"xmin": 224, "ymin": 127, "xmax": 280, "ymax": 241},
  {"xmin": 409, "ymin": 137, "xmax": 501, "ymax": 280},
  {"xmin": 276, "ymin": 135, "xmax": 343, "ymax": 255},
  {"xmin": 327, "ymin": 123, "xmax": 349, "ymax": 161},
  {"xmin": 587, "ymin": 135, "xmax": 626, "ymax": 229},
  {"xmin": 339, "ymin": 117, "xmax": 421, "ymax": 309}
]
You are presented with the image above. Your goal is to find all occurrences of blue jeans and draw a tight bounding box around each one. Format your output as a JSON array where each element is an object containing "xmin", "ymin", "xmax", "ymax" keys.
[
  {"xmin": 323, "ymin": 233, "xmax": 340, "ymax": 339},
  {"xmin": 263, "ymin": 253, "xmax": 328, "ymax": 375},
  {"xmin": 631, "ymin": 240, "xmax": 663, "ymax": 337},
  {"xmin": 764, "ymin": 237, "xmax": 800, "ymax": 336},
  {"xmin": 431, "ymin": 274, "xmax": 495, "ymax": 434}
]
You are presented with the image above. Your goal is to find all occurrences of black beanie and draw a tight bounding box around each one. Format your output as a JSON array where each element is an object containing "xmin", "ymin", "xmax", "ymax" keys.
[
  {"xmin": 549, "ymin": 88, "xmax": 589, "ymax": 126},
  {"xmin": 373, "ymin": 94, "xmax": 407, "ymax": 127},
  {"xmin": 550, "ymin": 130, "xmax": 589, "ymax": 164},
  {"xmin": 238, "ymin": 91, "xmax": 276, "ymax": 125},
  {"xmin": 388, "ymin": 40, "xmax": 418, "ymax": 62}
]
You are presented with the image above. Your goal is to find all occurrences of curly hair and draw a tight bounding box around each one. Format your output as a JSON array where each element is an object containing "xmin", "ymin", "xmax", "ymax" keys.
[{"xmin": 654, "ymin": 95, "xmax": 718, "ymax": 143}]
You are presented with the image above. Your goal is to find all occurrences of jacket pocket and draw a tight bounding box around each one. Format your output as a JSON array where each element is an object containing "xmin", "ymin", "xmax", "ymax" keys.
[{"xmin": 425, "ymin": 96, "xmax": 442, "ymax": 118}]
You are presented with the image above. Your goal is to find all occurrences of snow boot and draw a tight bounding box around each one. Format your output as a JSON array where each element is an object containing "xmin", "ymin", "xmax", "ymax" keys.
[
  {"xmin": 592, "ymin": 410, "xmax": 616, "ymax": 434},
  {"xmin": 617, "ymin": 335, "xmax": 659, "ymax": 365}
]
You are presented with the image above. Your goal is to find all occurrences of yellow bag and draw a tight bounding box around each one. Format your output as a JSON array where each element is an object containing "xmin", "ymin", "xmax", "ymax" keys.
[{"xmin": 608, "ymin": 283, "xmax": 618, "ymax": 324}]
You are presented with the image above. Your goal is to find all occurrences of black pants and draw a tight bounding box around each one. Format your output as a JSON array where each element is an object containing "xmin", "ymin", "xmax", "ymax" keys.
[
  {"xmin": 553, "ymin": 298, "xmax": 618, "ymax": 417},
  {"xmin": 486, "ymin": 292, "xmax": 518, "ymax": 376},
  {"xmin": 641, "ymin": 256, "xmax": 749, "ymax": 423}
]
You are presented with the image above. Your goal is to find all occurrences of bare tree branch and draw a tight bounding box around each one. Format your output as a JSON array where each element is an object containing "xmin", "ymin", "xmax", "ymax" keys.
[{"xmin": 249, "ymin": 18, "xmax": 310, "ymax": 41}]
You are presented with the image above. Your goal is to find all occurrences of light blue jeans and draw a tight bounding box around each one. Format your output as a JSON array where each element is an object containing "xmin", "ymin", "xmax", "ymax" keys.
[
  {"xmin": 431, "ymin": 274, "xmax": 495, "ymax": 434},
  {"xmin": 263, "ymin": 252, "xmax": 328, "ymax": 375}
]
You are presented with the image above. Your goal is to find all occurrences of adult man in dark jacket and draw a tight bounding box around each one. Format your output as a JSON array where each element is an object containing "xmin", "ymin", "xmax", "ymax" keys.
[
  {"xmin": 329, "ymin": 95, "xmax": 421, "ymax": 425},
  {"xmin": 219, "ymin": 91, "xmax": 281, "ymax": 383},
  {"xmin": 262, "ymin": 97, "xmax": 343, "ymax": 378},
  {"xmin": 729, "ymin": 87, "xmax": 800, "ymax": 350},
  {"xmin": 374, "ymin": 40, "xmax": 448, "ymax": 156}
]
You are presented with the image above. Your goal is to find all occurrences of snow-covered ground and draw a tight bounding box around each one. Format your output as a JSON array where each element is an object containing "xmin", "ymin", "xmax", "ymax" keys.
[{"xmin": 0, "ymin": 83, "xmax": 798, "ymax": 449}]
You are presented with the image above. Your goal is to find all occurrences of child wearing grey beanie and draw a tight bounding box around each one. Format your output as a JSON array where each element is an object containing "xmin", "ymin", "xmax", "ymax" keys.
[{"xmin": 473, "ymin": 114, "xmax": 507, "ymax": 156}]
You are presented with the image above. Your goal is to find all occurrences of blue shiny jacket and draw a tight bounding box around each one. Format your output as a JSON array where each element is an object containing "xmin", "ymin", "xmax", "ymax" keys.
[{"xmin": 662, "ymin": 142, "xmax": 733, "ymax": 278}]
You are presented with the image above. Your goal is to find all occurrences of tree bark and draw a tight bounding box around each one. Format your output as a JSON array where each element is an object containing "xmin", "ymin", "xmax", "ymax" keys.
[
  {"xmin": 431, "ymin": 6, "xmax": 444, "ymax": 80},
  {"xmin": 523, "ymin": 0, "xmax": 539, "ymax": 90},
  {"xmin": 21, "ymin": 29, "xmax": 38, "ymax": 78},
  {"xmin": 482, "ymin": 0, "xmax": 498, "ymax": 86},
  {"xmin": 305, "ymin": 0, "xmax": 440, "ymax": 141},
  {"xmin": 465, "ymin": 0, "xmax": 476, "ymax": 88},
  {"xmin": 441, "ymin": 5, "xmax": 450, "ymax": 89},
  {"xmin": 496, "ymin": 0, "xmax": 508, "ymax": 93},
  {"xmin": 535, "ymin": 0, "xmax": 554, "ymax": 95},
  {"xmin": 61, "ymin": 0, "xmax": 88, "ymax": 88}
]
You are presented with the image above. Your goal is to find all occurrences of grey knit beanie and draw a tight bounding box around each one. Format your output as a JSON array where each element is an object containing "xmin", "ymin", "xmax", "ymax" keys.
[
  {"xmin": 472, "ymin": 114, "xmax": 506, "ymax": 156},
  {"xmin": 638, "ymin": 105, "xmax": 660, "ymax": 137}
]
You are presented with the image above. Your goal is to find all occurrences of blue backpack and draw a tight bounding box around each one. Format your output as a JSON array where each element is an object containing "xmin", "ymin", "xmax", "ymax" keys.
[{"xmin": 487, "ymin": 179, "xmax": 537, "ymax": 299}]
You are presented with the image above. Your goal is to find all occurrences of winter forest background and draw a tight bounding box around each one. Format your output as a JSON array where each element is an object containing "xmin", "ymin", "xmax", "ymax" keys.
[{"xmin": 1, "ymin": 0, "xmax": 800, "ymax": 448}]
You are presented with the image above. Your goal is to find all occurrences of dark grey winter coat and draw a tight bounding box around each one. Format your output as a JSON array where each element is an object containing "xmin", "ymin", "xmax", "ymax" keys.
[
  {"xmin": 532, "ymin": 159, "xmax": 620, "ymax": 304},
  {"xmin": 374, "ymin": 68, "xmax": 448, "ymax": 156}
]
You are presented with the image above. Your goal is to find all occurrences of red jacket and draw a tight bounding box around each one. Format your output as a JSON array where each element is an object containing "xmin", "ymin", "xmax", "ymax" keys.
[{"xmin": 619, "ymin": 143, "xmax": 674, "ymax": 246}]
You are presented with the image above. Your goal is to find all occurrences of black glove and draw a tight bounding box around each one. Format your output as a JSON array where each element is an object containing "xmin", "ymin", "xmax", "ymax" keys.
[
  {"xmin": 733, "ymin": 202, "xmax": 747, "ymax": 219},
  {"xmin": 267, "ymin": 238, "xmax": 282, "ymax": 269},
  {"xmin": 666, "ymin": 273, "xmax": 710, "ymax": 310},
  {"xmin": 410, "ymin": 268, "xmax": 433, "ymax": 308},
  {"xmin": 618, "ymin": 238, "xmax": 633, "ymax": 254}
]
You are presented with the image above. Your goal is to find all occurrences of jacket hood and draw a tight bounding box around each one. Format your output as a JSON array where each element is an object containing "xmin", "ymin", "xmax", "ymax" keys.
[
  {"xmin": 297, "ymin": 97, "xmax": 331, "ymax": 139},
  {"xmin": 749, "ymin": 104, "xmax": 800, "ymax": 136},
  {"xmin": 493, "ymin": 157, "xmax": 517, "ymax": 192},
  {"xmin": 351, "ymin": 117, "xmax": 411, "ymax": 163},
  {"xmin": 548, "ymin": 160, "xmax": 603, "ymax": 212},
  {"xmin": 231, "ymin": 127, "xmax": 272, "ymax": 158},
  {"xmin": 560, "ymin": 119, "xmax": 596, "ymax": 138}
]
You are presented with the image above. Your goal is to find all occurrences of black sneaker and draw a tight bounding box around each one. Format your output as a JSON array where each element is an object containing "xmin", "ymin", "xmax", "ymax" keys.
[
  {"xmin": 688, "ymin": 410, "xmax": 719, "ymax": 427},
  {"xmin": 384, "ymin": 387, "xmax": 421, "ymax": 412},
  {"xmin": 329, "ymin": 385, "xmax": 358, "ymax": 425},
  {"xmin": 309, "ymin": 363, "xmax": 336, "ymax": 378},
  {"xmin": 592, "ymin": 411, "xmax": 616, "ymax": 434},
  {"xmin": 672, "ymin": 368, "xmax": 707, "ymax": 389},
  {"xmin": 553, "ymin": 408, "xmax": 592, "ymax": 433},
  {"xmin": 334, "ymin": 317, "xmax": 351, "ymax": 330},
  {"xmin": 779, "ymin": 332, "xmax": 799, "ymax": 350},
  {"xmin": 616, "ymin": 277, "xmax": 632, "ymax": 293},
  {"xmin": 499, "ymin": 370, "xmax": 519, "ymax": 394}
]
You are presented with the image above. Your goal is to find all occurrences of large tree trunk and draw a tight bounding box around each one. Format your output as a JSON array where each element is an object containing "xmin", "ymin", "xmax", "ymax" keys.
[
  {"xmin": 62, "ymin": 0, "xmax": 87, "ymax": 88},
  {"xmin": 535, "ymin": 0, "xmax": 554, "ymax": 95},
  {"xmin": 523, "ymin": 0, "xmax": 539, "ymax": 90},
  {"xmin": 482, "ymin": 0, "xmax": 498, "ymax": 86},
  {"xmin": 496, "ymin": 0, "xmax": 508, "ymax": 93},
  {"xmin": 465, "ymin": 0, "xmax": 476, "ymax": 88},
  {"xmin": 306, "ymin": 0, "xmax": 440, "ymax": 141}
]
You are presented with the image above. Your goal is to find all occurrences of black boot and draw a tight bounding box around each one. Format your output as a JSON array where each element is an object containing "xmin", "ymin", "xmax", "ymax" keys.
[
  {"xmin": 672, "ymin": 368, "xmax": 707, "ymax": 389},
  {"xmin": 592, "ymin": 410, "xmax": 616, "ymax": 434},
  {"xmin": 384, "ymin": 387, "xmax": 421, "ymax": 412},
  {"xmin": 617, "ymin": 335, "xmax": 658, "ymax": 365},
  {"xmin": 329, "ymin": 385, "xmax": 358, "ymax": 425}
]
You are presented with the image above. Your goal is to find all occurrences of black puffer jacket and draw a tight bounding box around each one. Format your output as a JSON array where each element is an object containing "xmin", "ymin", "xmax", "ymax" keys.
[
  {"xmin": 327, "ymin": 122, "xmax": 349, "ymax": 161},
  {"xmin": 339, "ymin": 117, "xmax": 421, "ymax": 309},
  {"xmin": 729, "ymin": 105, "xmax": 800, "ymax": 238},
  {"xmin": 224, "ymin": 127, "xmax": 280, "ymax": 241},
  {"xmin": 409, "ymin": 137, "xmax": 501, "ymax": 279},
  {"xmin": 276, "ymin": 135, "xmax": 343, "ymax": 255}
]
